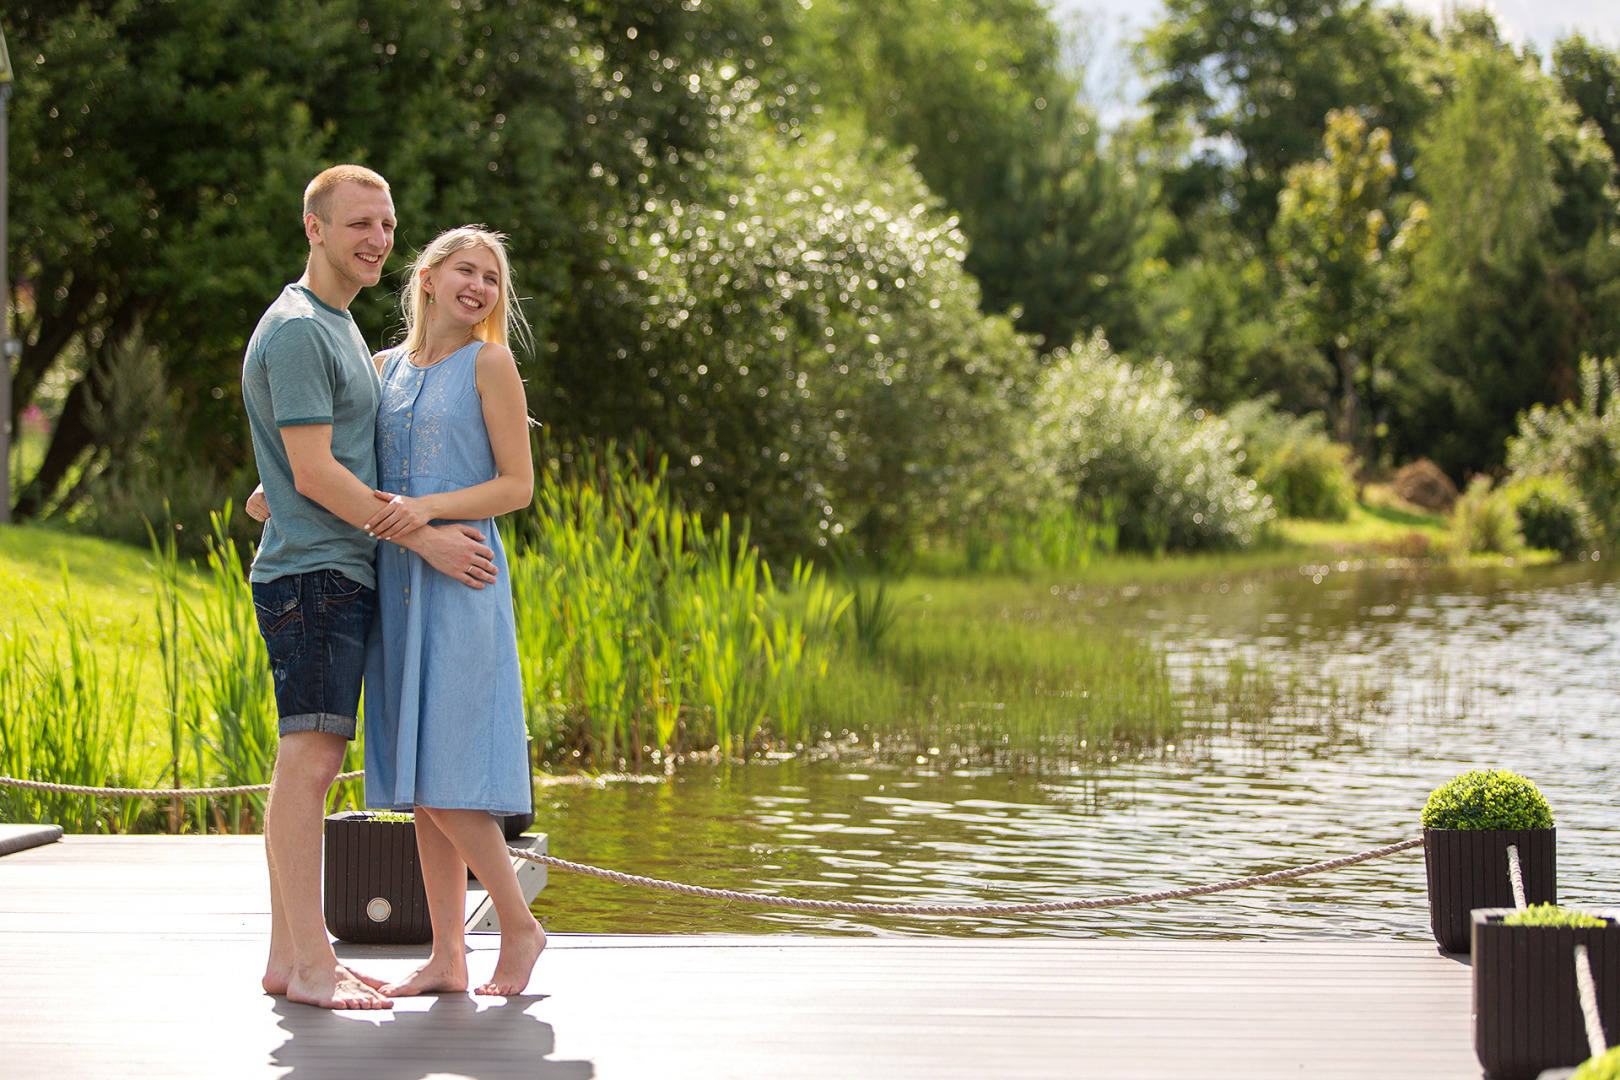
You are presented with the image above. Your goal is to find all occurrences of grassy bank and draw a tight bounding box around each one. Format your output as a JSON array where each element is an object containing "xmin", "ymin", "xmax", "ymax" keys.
[{"xmin": 0, "ymin": 482, "xmax": 1492, "ymax": 832}]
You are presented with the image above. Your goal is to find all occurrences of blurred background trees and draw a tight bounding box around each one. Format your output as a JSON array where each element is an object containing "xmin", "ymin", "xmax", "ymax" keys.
[{"xmin": 4, "ymin": 0, "xmax": 1618, "ymax": 556}]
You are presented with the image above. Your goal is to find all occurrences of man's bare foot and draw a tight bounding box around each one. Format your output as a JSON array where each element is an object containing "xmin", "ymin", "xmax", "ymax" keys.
[
  {"xmin": 475, "ymin": 918, "xmax": 546, "ymax": 996},
  {"xmin": 382, "ymin": 954, "xmax": 469, "ymax": 997},
  {"xmin": 286, "ymin": 963, "xmax": 395, "ymax": 1010}
]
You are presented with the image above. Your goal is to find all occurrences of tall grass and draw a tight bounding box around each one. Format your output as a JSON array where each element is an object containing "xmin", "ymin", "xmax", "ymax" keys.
[
  {"xmin": 0, "ymin": 575, "xmax": 146, "ymax": 832},
  {"xmin": 509, "ymin": 448, "xmax": 846, "ymax": 767}
]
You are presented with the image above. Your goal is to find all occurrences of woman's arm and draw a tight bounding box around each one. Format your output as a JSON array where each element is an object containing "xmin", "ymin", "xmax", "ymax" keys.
[{"xmin": 364, "ymin": 343, "xmax": 534, "ymax": 540}]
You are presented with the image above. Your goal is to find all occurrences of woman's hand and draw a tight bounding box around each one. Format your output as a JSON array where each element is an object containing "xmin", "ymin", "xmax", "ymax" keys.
[
  {"xmin": 245, "ymin": 485, "xmax": 271, "ymax": 523},
  {"xmin": 364, "ymin": 489, "xmax": 432, "ymax": 541}
]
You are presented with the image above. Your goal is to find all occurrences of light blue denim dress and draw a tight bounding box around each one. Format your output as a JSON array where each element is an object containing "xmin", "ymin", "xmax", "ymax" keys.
[{"xmin": 363, "ymin": 342, "xmax": 530, "ymax": 814}]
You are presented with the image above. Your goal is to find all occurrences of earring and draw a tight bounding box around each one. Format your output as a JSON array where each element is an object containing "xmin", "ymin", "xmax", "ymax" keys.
[{"xmin": 426, "ymin": 294, "xmax": 435, "ymax": 305}]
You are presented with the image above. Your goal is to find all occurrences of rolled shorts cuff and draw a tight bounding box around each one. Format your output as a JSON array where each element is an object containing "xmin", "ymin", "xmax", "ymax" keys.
[{"xmin": 278, "ymin": 711, "xmax": 359, "ymax": 740}]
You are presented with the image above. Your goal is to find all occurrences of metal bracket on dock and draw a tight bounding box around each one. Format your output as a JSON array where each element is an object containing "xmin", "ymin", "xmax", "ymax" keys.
[{"xmin": 465, "ymin": 832, "xmax": 547, "ymax": 933}]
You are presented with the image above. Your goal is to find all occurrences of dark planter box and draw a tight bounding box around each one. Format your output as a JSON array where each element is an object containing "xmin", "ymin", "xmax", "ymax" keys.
[
  {"xmin": 322, "ymin": 811, "xmax": 432, "ymax": 945},
  {"xmin": 1425, "ymin": 827, "xmax": 1556, "ymax": 953},
  {"xmin": 1473, "ymin": 908, "xmax": 1619, "ymax": 1080}
]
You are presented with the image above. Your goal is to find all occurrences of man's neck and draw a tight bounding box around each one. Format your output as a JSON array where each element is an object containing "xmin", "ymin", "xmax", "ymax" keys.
[{"xmin": 299, "ymin": 263, "xmax": 361, "ymax": 312}]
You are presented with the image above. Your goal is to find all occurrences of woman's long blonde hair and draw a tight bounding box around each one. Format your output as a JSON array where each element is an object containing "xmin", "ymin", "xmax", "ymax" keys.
[{"xmin": 399, "ymin": 226, "xmax": 532, "ymax": 358}]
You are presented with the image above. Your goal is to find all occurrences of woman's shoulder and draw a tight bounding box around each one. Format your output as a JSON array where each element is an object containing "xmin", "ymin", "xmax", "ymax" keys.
[
  {"xmin": 471, "ymin": 341, "xmax": 518, "ymax": 378},
  {"xmin": 373, "ymin": 343, "xmax": 408, "ymax": 374}
]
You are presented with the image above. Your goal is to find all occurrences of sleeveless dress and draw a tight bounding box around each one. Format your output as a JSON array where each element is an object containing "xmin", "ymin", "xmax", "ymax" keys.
[{"xmin": 362, "ymin": 341, "xmax": 530, "ymax": 814}]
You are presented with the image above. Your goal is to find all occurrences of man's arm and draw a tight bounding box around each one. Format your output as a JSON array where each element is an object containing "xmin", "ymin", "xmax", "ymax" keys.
[{"xmin": 280, "ymin": 424, "xmax": 497, "ymax": 588}]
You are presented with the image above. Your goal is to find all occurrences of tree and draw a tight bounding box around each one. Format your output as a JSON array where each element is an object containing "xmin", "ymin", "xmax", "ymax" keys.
[
  {"xmin": 790, "ymin": 0, "xmax": 1146, "ymax": 351},
  {"xmin": 1394, "ymin": 30, "xmax": 1620, "ymax": 476},
  {"xmin": 5, "ymin": 0, "xmax": 783, "ymax": 520},
  {"xmin": 1272, "ymin": 110, "xmax": 1426, "ymax": 456},
  {"xmin": 1141, "ymin": 0, "xmax": 1430, "ymax": 238}
]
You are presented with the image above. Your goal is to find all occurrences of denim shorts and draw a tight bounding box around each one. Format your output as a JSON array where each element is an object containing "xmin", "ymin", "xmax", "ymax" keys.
[{"xmin": 251, "ymin": 570, "xmax": 376, "ymax": 739}]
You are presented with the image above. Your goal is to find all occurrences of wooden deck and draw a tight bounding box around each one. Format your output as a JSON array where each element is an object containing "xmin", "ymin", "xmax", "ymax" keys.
[{"xmin": 0, "ymin": 835, "xmax": 1480, "ymax": 1079}]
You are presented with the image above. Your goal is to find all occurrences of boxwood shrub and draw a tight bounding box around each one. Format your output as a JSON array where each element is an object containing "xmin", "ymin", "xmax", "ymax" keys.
[{"xmin": 1421, "ymin": 769, "xmax": 1554, "ymax": 830}]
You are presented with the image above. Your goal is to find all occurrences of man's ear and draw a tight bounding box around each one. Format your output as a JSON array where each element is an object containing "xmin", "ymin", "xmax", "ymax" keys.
[{"xmin": 304, "ymin": 212, "xmax": 324, "ymax": 247}]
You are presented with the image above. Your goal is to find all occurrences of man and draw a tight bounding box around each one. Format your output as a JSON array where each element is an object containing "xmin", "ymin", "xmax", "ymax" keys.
[{"xmin": 242, "ymin": 165, "xmax": 498, "ymax": 1009}]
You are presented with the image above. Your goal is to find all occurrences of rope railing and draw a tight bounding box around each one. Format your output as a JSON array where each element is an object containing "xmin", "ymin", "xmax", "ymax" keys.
[
  {"xmin": 0, "ymin": 772, "xmax": 1427, "ymax": 916},
  {"xmin": 505, "ymin": 836, "xmax": 1427, "ymax": 916},
  {"xmin": 0, "ymin": 772, "xmax": 363, "ymax": 798}
]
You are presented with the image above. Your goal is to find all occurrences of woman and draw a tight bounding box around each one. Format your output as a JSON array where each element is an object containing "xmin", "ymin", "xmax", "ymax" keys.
[{"xmin": 252, "ymin": 225, "xmax": 545, "ymax": 996}]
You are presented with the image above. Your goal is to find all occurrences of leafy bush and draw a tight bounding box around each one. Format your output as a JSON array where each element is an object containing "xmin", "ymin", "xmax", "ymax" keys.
[
  {"xmin": 1422, "ymin": 769, "xmax": 1554, "ymax": 830},
  {"xmin": 1502, "ymin": 475, "xmax": 1592, "ymax": 557},
  {"xmin": 1573, "ymin": 1047, "xmax": 1620, "ymax": 1080},
  {"xmin": 1227, "ymin": 400, "xmax": 1357, "ymax": 520},
  {"xmin": 570, "ymin": 123, "xmax": 1040, "ymax": 560},
  {"xmin": 1501, "ymin": 904, "xmax": 1610, "ymax": 928},
  {"xmin": 1507, "ymin": 355, "xmax": 1620, "ymax": 544},
  {"xmin": 1449, "ymin": 476, "xmax": 1521, "ymax": 555},
  {"xmin": 1028, "ymin": 335, "xmax": 1274, "ymax": 552}
]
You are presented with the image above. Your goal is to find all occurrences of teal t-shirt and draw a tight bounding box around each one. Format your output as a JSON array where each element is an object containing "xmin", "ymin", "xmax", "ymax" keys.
[{"xmin": 242, "ymin": 283, "xmax": 380, "ymax": 588}]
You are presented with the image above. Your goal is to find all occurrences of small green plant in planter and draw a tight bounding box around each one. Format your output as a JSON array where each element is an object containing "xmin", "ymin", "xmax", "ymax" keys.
[
  {"xmin": 1422, "ymin": 769, "xmax": 1557, "ymax": 953},
  {"xmin": 1503, "ymin": 904, "xmax": 1609, "ymax": 929},
  {"xmin": 1573, "ymin": 1047, "xmax": 1620, "ymax": 1080}
]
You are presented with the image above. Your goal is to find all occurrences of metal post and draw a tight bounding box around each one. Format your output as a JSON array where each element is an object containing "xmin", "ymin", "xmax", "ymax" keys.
[{"xmin": 1, "ymin": 27, "xmax": 13, "ymax": 525}]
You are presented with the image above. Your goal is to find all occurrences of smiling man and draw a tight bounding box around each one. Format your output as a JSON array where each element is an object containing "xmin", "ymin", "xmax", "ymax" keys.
[{"xmin": 241, "ymin": 165, "xmax": 498, "ymax": 1010}]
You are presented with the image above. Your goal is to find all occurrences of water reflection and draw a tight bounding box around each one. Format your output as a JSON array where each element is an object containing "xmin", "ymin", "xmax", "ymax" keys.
[{"xmin": 531, "ymin": 561, "xmax": 1620, "ymax": 939}]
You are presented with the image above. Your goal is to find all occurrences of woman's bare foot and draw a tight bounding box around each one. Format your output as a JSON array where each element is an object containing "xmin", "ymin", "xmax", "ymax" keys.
[
  {"xmin": 475, "ymin": 918, "xmax": 546, "ymax": 996},
  {"xmin": 262, "ymin": 962, "xmax": 291, "ymax": 996},
  {"xmin": 287, "ymin": 963, "xmax": 395, "ymax": 1010},
  {"xmin": 383, "ymin": 953, "xmax": 469, "ymax": 997}
]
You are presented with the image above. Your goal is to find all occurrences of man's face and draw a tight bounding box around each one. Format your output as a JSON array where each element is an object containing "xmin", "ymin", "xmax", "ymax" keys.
[{"xmin": 308, "ymin": 182, "xmax": 396, "ymax": 291}]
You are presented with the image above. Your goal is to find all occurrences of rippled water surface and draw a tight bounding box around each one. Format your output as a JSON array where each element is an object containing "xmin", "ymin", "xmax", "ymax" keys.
[{"xmin": 531, "ymin": 560, "xmax": 1620, "ymax": 938}]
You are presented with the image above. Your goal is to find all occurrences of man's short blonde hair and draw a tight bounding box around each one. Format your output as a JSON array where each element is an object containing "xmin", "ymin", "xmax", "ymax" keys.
[{"xmin": 303, "ymin": 165, "xmax": 390, "ymax": 223}]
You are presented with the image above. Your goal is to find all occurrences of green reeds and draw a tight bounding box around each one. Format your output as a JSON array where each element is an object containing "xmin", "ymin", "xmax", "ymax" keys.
[
  {"xmin": 148, "ymin": 509, "xmax": 282, "ymax": 833},
  {"xmin": 0, "ymin": 574, "xmax": 145, "ymax": 832},
  {"xmin": 806, "ymin": 593, "xmax": 1182, "ymax": 764},
  {"xmin": 509, "ymin": 447, "xmax": 846, "ymax": 768}
]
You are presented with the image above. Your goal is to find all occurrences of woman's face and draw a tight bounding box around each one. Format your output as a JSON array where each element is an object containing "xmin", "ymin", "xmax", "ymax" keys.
[{"xmin": 424, "ymin": 243, "xmax": 502, "ymax": 331}]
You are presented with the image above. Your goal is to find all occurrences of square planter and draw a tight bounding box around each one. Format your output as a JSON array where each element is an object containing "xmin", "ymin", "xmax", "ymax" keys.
[
  {"xmin": 322, "ymin": 811, "xmax": 432, "ymax": 945},
  {"xmin": 1425, "ymin": 827, "xmax": 1556, "ymax": 953},
  {"xmin": 1473, "ymin": 908, "xmax": 1619, "ymax": 1080}
]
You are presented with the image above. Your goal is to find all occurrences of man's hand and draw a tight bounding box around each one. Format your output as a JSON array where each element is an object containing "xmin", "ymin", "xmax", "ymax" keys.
[
  {"xmin": 396, "ymin": 523, "xmax": 497, "ymax": 589},
  {"xmin": 365, "ymin": 489, "xmax": 431, "ymax": 542},
  {"xmin": 246, "ymin": 484, "xmax": 271, "ymax": 523}
]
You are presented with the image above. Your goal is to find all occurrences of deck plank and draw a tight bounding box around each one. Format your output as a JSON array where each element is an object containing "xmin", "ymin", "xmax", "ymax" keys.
[{"xmin": 0, "ymin": 835, "xmax": 1478, "ymax": 1079}]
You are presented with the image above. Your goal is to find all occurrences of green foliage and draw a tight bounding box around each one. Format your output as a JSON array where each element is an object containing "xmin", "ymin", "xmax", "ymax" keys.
[
  {"xmin": 951, "ymin": 503, "xmax": 1120, "ymax": 575},
  {"xmin": 1572, "ymin": 1047, "xmax": 1620, "ymax": 1080},
  {"xmin": 1501, "ymin": 904, "xmax": 1610, "ymax": 928},
  {"xmin": 1501, "ymin": 475, "xmax": 1592, "ymax": 557},
  {"xmin": 1029, "ymin": 336, "xmax": 1274, "ymax": 552},
  {"xmin": 1507, "ymin": 355, "xmax": 1620, "ymax": 543},
  {"xmin": 1422, "ymin": 768, "xmax": 1554, "ymax": 831},
  {"xmin": 1227, "ymin": 400, "xmax": 1358, "ymax": 521},
  {"xmin": 1448, "ymin": 476, "xmax": 1522, "ymax": 556}
]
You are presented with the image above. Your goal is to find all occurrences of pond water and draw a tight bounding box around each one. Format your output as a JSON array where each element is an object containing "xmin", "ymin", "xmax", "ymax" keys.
[{"xmin": 530, "ymin": 558, "xmax": 1620, "ymax": 939}]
